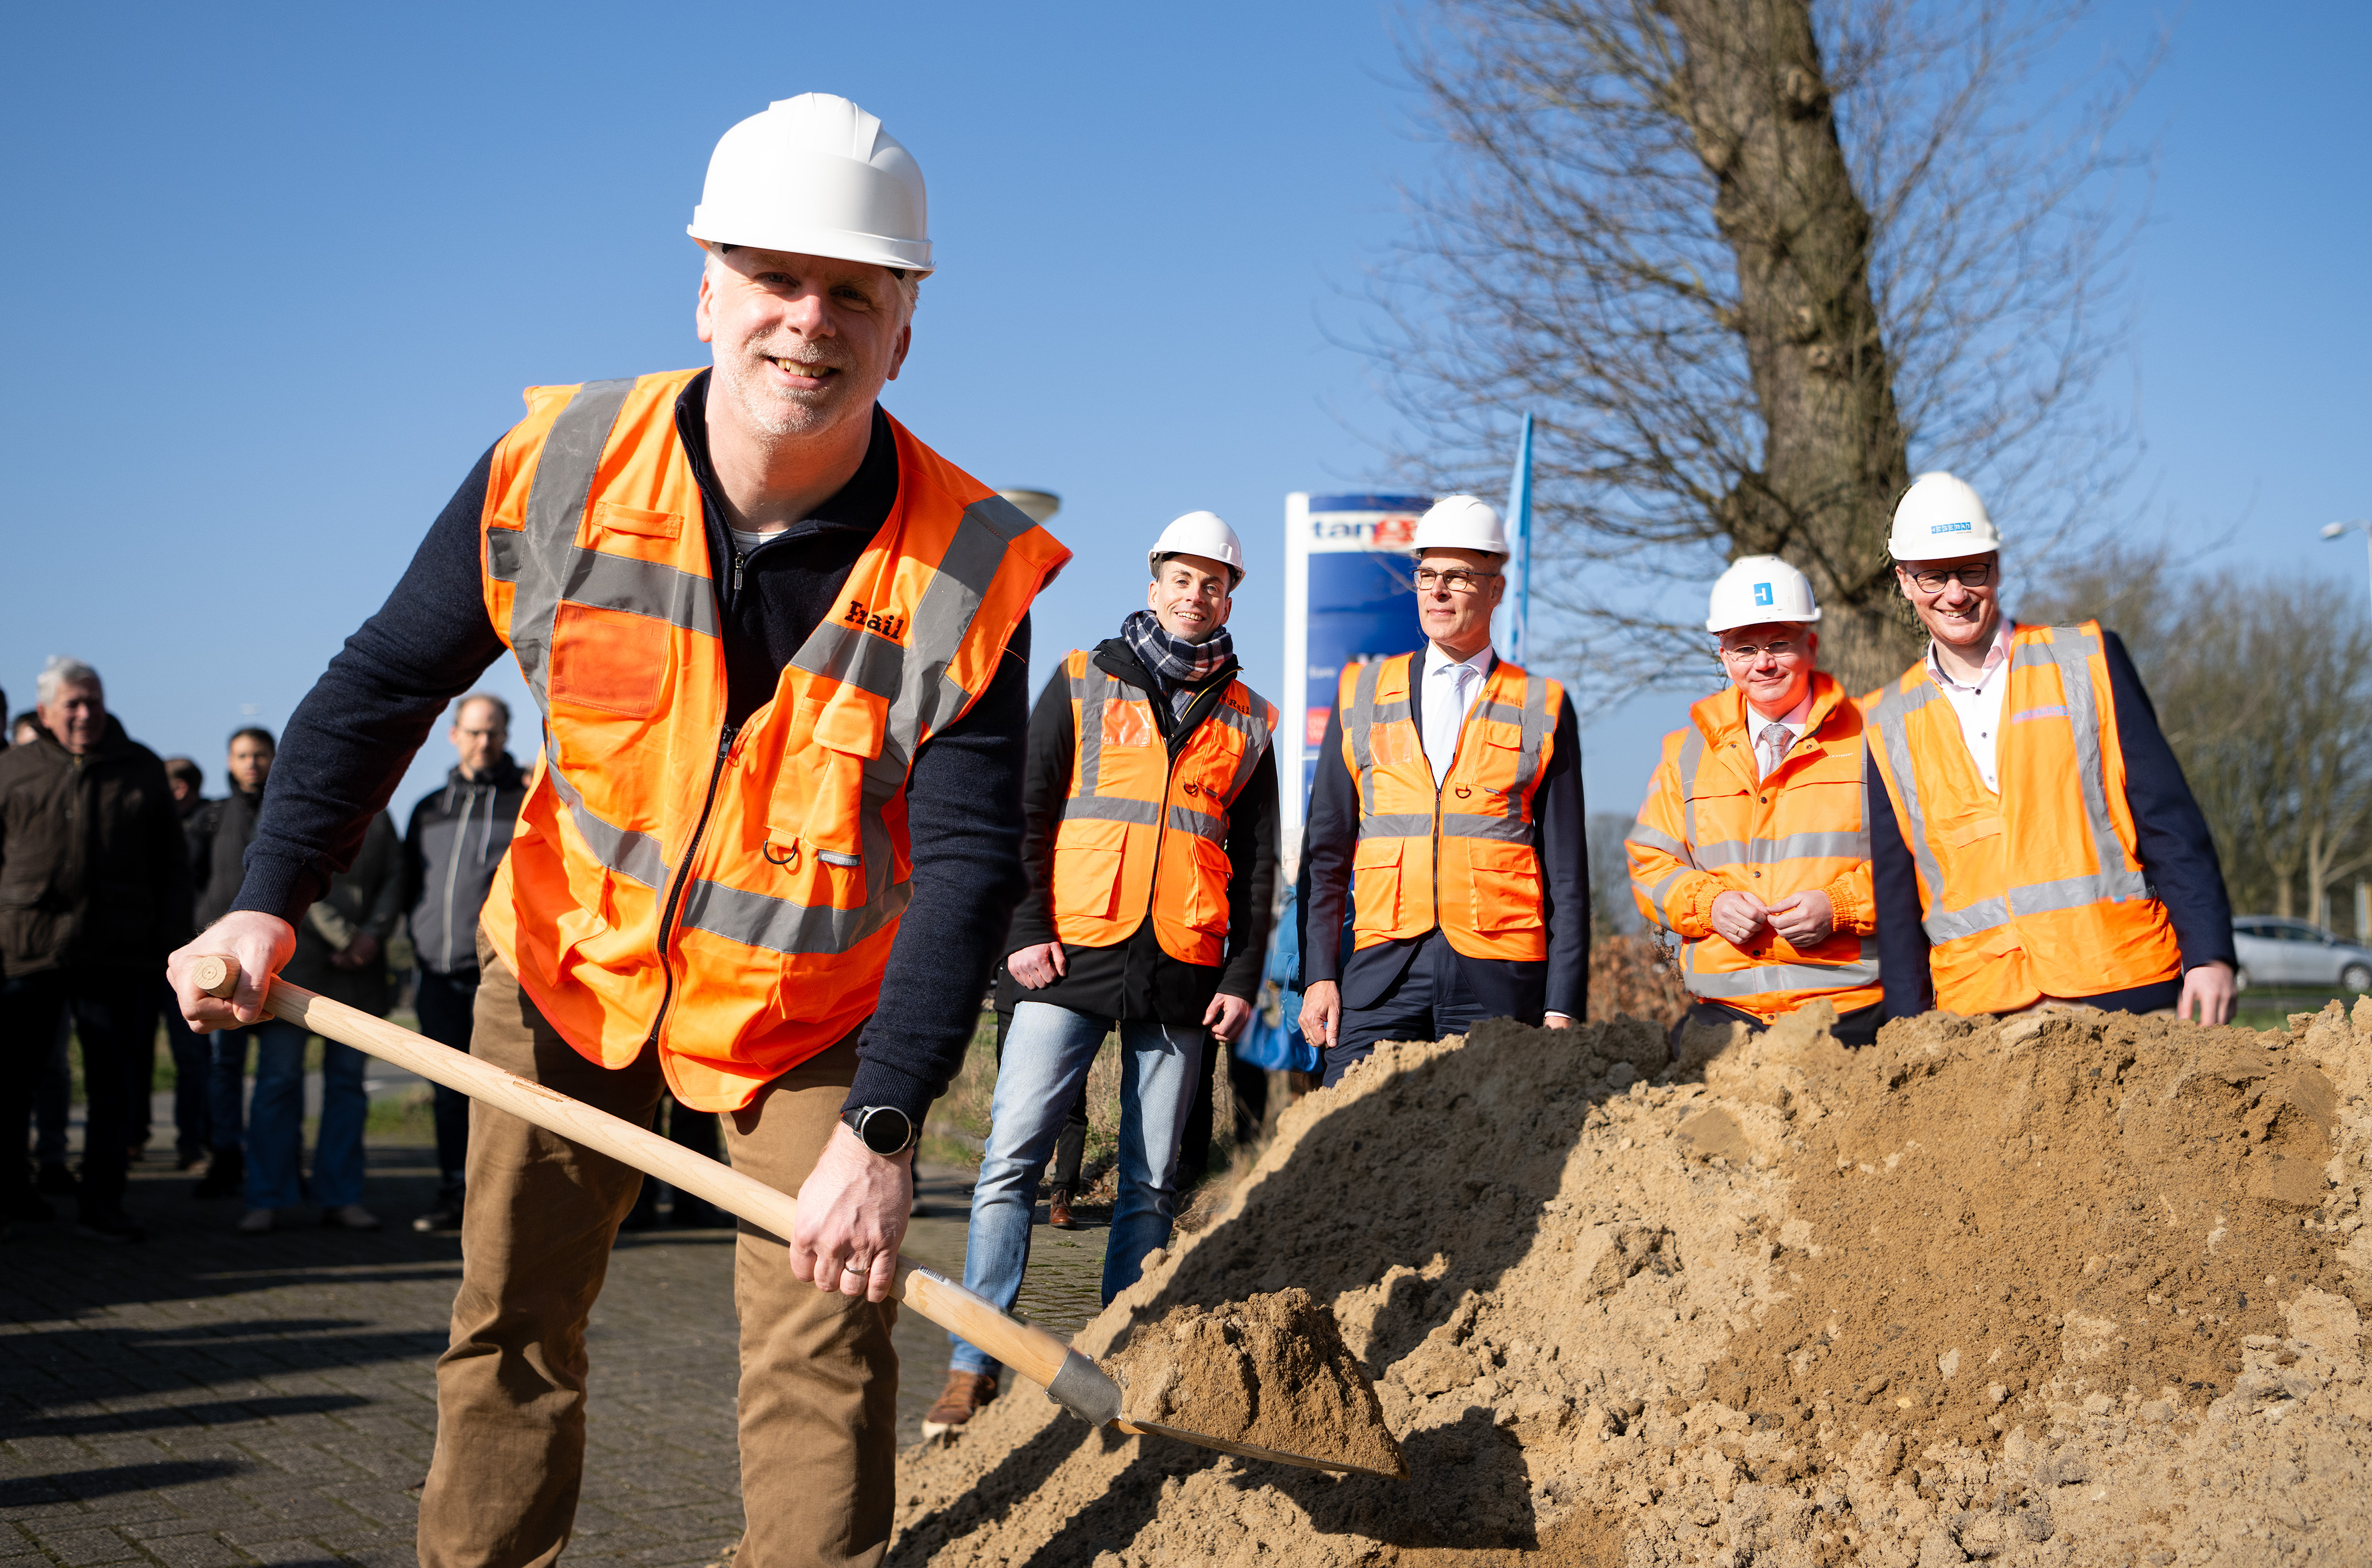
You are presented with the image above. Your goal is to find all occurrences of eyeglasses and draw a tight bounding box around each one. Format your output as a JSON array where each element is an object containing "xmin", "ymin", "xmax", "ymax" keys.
[
  {"xmin": 1901, "ymin": 562, "xmax": 1995, "ymax": 593},
  {"xmin": 1411, "ymin": 567, "xmax": 1502, "ymax": 594},
  {"xmin": 1716, "ymin": 640, "xmax": 1809, "ymax": 663}
]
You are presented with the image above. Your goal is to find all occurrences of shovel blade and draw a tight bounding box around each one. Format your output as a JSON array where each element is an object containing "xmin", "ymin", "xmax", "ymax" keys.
[{"xmin": 1115, "ymin": 1417, "xmax": 1405, "ymax": 1479}]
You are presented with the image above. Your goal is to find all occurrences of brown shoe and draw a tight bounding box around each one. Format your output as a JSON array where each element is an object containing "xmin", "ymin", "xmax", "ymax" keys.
[
  {"xmin": 921, "ymin": 1370, "xmax": 999, "ymax": 1440},
  {"xmin": 1048, "ymin": 1189, "xmax": 1082, "ymax": 1231}
]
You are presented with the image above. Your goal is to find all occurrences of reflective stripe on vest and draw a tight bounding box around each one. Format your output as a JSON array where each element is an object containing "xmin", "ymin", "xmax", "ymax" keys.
[
  {"xmin": 1867, "ymin": 627, "xmax": 2148, "ymax": 948},
  {"xmin": 1052, "ymin": 650, "xmax": 1276, "ymax": 963}
]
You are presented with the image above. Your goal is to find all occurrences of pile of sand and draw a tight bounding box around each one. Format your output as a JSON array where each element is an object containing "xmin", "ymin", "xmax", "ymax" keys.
[{"xmin": 892, "ymin": 1001, "xmax": 2372, "ymax": 1566}]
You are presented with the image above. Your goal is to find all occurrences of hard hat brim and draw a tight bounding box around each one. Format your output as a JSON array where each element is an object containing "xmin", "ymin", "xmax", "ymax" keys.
[
  {"xmin": 1705, "ymin": 608, "xmax": 1822, "ymax": 633},
  {"xmin": 688, "ymin": 219, "xmax": 934, "ymax": 277}
]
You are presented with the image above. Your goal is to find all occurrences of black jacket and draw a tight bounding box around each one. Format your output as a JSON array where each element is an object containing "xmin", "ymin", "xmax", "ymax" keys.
[
  {"xmin": 1301, "ymin": 656, "xmax": 1589, "ymax": 1021},
  {"xmin": 282, "ymin": 812, "xmax": 402, "ymax": 1016},
  {"xmin": 1000, "ymin": 640, "xmax": 1281, "ymax": 1023},
  {"xmin": 400, "ymin": 756, "xmax": 529, "ymax": 976},
  {"xmin": 225, "ymin": 377, "xmax": 1031, "ymax": 1124},
  {"xmin": 0, "ymin": 717, "xmax": 193, "ymax": 974},
  {"xmin": 1867, "ymin": 627, "xmax": 2237, "ymax": 1017},
  {"xmin": 193, "ymin": 787, "xmax": 264, "ymax": 931}
]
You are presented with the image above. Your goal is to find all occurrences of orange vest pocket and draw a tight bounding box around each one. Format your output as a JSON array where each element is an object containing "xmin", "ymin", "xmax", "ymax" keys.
[
  {"xmin": 549, "ymin": 602, "xmax": 669, "ymax": 718},
  {"xmin": 1352, "ymin": 835, "xmax": 1405, "ymax": 935},
  {"xmin": 1053, "ymin": 818, "xmax": 1130, "ymax": 922},
  {"xmin": 1463, "ymin": 838, "xmax": 1545, "ymax": 934},
  {"xmin": 1180, "ymin": 836, "xmax": 1235, "ymax": 937}
]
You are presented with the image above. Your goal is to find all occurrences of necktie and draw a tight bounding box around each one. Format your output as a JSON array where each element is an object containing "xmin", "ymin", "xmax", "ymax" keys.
[{"xmin": 1759, "ymin": 723, "xmax": 1790, "ymax": 779}]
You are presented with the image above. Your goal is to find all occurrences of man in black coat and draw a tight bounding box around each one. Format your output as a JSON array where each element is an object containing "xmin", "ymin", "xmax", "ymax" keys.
[
  {"xmin": 1299, "ymin": 497, "xmax": 1589, "ymax": 1085},
  {"xmin": 0, "ymin": 659, "xmax": 191, "ymax": 1240}
]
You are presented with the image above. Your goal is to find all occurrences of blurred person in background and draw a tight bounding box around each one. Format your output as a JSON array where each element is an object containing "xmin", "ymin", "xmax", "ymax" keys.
[
  {"xmin": 191, "ymin": 727, "xmax": 290, "ymax": 1201},
  {"xmin": 397, "ymin": 693, "xmax": 527, "ymax": 1232},
  {"xmin": 8, "ymin": 713, "xmax": 40, "ymax": 749},
  {"xmin": 0, "ymin": 658, "xmax": 191, "ymax": 1240},
  {"xmin": 160, "ymin": 758, "xmax": 211, "ymax": 1166},
  {"xmin": 241, "ymin": 810, "xmax": 400, "ymax": 1232}
]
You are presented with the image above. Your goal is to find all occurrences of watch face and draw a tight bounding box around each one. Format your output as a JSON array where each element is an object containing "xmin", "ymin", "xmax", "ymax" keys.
[{"xmin": 858, "ymin": 1107, "xmax": 913, "ymax": 1155}]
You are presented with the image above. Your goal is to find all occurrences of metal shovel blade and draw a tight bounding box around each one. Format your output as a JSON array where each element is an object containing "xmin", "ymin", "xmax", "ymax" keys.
[{"xmin": 1116, "ymin": 1417, "xmax": 1407, "ymax": 1478}]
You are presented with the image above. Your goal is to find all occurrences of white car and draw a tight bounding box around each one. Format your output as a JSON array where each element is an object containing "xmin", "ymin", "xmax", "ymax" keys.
[{"xmin": 2229, "ymin": 916, "xmax": 2372, "ymax": 995}]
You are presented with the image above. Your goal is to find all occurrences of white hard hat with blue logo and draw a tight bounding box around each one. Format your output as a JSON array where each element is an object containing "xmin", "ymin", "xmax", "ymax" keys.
[
  {"xmin": 1888, "ymin": 471, "xmax": 2002, "ymax": 561},
  {"xmin": 1707, "ymin": 556, "xmax": 1822, "ymax": 633}
]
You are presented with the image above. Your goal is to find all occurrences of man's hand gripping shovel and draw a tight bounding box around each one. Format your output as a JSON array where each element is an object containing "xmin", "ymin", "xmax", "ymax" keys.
[{"xmin": 189, "ymin": 956, "xmax": 1400, "ymax": 1479}]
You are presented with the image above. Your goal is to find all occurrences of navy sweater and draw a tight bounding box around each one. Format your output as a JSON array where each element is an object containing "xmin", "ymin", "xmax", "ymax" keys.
[
  {"xmin": 231, "ymin": 375, "xmax": 1031, "ymax": 1123},
  {"xmin": 1866, "ymin": 627, "xmax": 2236, "ymax": 1018}
]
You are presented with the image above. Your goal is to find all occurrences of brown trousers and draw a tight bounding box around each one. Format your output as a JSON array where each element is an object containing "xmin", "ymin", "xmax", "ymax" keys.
[{"xmin": 416, "ymin": 935, "xmax": 897, "ymax": 1568}]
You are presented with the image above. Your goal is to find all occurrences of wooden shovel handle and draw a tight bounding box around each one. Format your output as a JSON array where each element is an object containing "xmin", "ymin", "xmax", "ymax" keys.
[{"xmin": 188, "ymin": 955, "xmax": 1074, "ymax": 1392}]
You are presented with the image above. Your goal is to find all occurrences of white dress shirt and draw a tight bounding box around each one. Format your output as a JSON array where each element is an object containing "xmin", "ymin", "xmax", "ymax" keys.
[
  {"xmin": 1925, "ymin": 620, "xmax": 2014, "ymax": 792},
  {"xmin": 1746, "ymin": 691, "xmax": 1814, "ymax": 780},
  {"xmin": 1421, "ymin": 642, "xmax": 1495, "ymax": 787}
]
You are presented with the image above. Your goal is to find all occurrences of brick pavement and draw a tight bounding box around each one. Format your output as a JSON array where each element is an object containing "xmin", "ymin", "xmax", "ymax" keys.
[{"xmin": 2, "ymin": 1123, "xmax": 1109, "ymax": 1567}]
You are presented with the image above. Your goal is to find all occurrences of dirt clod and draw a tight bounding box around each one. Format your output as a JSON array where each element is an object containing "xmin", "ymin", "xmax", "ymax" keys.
[
  {"xmin": 1108, "ymin": 1287, "xmax": 1404, "ymax": 1477},
  {"xmin": 894, "ymin": 1002, "xmax": 2372, "ymax": 1566}
]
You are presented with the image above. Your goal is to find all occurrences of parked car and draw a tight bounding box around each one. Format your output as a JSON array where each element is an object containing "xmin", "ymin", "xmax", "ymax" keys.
[{"xmin": 2229, "ymin": 916, "xmax": 2372, "ymax": 994}]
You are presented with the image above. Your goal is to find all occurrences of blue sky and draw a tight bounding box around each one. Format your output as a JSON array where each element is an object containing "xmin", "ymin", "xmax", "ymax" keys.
[{"xmin": 2, "ymin": 1, "xmax": 2365, "ymax": 836}]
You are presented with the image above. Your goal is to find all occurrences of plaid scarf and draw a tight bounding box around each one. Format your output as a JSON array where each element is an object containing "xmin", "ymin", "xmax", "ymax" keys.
[{"xmin": 1121, "ymin": 609, "xmax": 1235, "ymax": 717}]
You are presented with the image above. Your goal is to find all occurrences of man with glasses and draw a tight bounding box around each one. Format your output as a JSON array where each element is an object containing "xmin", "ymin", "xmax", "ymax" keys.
[
  {"xmin": 1300, "ymin": 495, "xmax": 1587, "ymax": 1086},
  {"xmin": 1627, "ymin": 558, "xmax": 1883, "ymax": 1046},
  {"xmin": 1863, "ymin": 472, "xmax": 2235, "ymax": 1023}
]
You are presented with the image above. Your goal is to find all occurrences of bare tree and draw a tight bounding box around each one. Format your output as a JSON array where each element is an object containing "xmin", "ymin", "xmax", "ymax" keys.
[{"xmin": 1370, "ymin": 0, "xmax": 2156, "ymax": 698}]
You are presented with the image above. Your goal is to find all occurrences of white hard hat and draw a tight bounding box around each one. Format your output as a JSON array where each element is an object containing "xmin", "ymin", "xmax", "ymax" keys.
[
  {"xmin": 1149, "ymin": 511, "xmax": 1246, "ymax": 587},
  {"xmin": 1707, "ymin": 556, "xmax": 1822, "ymax": 632},
  {"xmin": 688, "ymin": 94, "xmax": 933, "ymax": 275},
  {"xmin": 1411, "ymin": 495, "xmax": 1507, "ymax": 555},
  {"xmin": 1888, "ymin": 471, "xmax": 2001, "ymax": 560}
]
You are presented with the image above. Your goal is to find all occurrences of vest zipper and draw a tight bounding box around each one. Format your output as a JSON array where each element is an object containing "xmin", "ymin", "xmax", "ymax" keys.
[{"xmin": 644, "ymin": 721, "xmax": 740, "ymax": 1052}]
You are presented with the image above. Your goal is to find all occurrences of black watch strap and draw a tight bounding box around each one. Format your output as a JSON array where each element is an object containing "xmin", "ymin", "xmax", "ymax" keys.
[{"xmin": 841, "ymin": 1105, "xmax": 917, "ymax": 1156}]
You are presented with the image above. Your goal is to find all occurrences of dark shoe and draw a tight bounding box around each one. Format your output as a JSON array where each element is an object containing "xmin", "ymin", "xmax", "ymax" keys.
[
  {"xmin": 4, "ymin": 1192, "xmax": 52, "ymax": 1223},
  {"xmin": 921, "ymin": 1370, "xmax": 999, "ymax": 1440},
  {"xmin": 76, "ymin": 1209, "xmax": 146, "ymax": 1243},
  {"xmin": 322, "ymin": 1204, "xmax": 383, "ymax": 1232},
  {"xmin": 176, "ymin": 1145, "xmax": 207, "ymax": 1171},
  {"xmin": 668, "ymin": 1194, "xmax": 724, "ymax": 1229},
  {"xmin": 35, "ymin": 1163, "xmax": 78, "ymax": 1198},
  {"xmin": 412, "ymin": 1186, "xmax": 464, "ymax": 1233},
  {"xmin": 1048, "ymin": 1189, "xmax": 1082, "ymax": 1231},
  {"xmin": 193, "ymin": 1150, "xmax": 243, "ymax": 1200}
]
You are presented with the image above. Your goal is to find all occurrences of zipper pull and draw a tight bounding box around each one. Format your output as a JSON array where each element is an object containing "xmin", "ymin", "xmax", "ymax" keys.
[
  {"xmin": 732, "ymin": 550, "xmax": 746, "ymax": 594},
  {"xmin": 718, "ymin": 723, "xmax": 740, "ymax": 760}
]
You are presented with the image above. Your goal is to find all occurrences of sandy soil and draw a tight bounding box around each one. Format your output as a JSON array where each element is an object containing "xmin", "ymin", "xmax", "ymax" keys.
[{"xmin": 891, "ymin": 1000, "xmax": 2372, "ymax": 1566}]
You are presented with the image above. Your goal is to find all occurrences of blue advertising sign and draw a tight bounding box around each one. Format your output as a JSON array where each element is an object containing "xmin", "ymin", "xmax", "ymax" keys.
[{"xmin": 1281, "ymin": 492, "xmax": 1433, "ymax": 849}]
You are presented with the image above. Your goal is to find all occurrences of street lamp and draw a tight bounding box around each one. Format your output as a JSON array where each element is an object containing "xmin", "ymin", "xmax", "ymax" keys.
[
  {"xmin": 2320, "ymin": 518, "xmax": 2372, "ymax": 616},
  {"xmin": 999, "ymin": 489, "xmax": 1061, "ymax": 526}
]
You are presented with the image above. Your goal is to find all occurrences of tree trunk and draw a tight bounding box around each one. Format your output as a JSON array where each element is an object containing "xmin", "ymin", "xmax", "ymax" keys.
[{"xmin": 1659, "ymin": 0, "xmax": 1922, "ymax": 695}]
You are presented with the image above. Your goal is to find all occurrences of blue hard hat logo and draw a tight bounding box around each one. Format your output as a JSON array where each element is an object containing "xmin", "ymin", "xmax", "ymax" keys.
[{"xmin": 1753, "ymin": 582, "xmax": 1774, "ymax": 607}]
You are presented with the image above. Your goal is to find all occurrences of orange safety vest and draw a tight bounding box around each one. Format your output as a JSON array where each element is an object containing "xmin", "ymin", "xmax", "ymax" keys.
[
  {"xmin": 1336, "ymin": 652, "xmax": 1565, "ymax": 961},
  {"xmin": 475, "ymin": 369, "xmax": 1070, "ymax": 1109},
  {"xmin": 1862, "ymin": 620, "xmax": 2182, "ymax": 1015},
  {"xmin": 1624, "ymin": 672, "xmax": 1880, "ymax": 1022},
  {"xmin": 1048, "ymin": 649, "xmax": 1277, "ymax": 966}
]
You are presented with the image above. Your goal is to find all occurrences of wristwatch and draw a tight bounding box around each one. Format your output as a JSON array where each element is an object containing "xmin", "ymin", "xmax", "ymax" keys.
[{"xmin": 840, "ymin": 1104, "xmax": 919, "ymax": 1157}]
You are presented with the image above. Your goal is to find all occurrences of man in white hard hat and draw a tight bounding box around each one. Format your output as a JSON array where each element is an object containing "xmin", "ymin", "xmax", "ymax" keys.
[
  {"xmin": 1862, "ymin": 472, "xmax": 2236, "ymax": 1025},
  {"xmin": 1298, "ymin": 496, "xmax": 1587, "ymax": 1082},
  {"xmin": 927, "ymin": 512, "xmax": 1280, "ymax": 1434},
  {"xmin": 165, "ymin": 94, "xmax": 1070, "ymax": 1566},
  {"xmin": 1626, "ymin": 558, "xmax": 1884, "ymax": 1047}
]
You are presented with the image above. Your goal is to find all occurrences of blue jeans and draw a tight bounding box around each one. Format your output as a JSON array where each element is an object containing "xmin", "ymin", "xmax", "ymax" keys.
[
  {"xmin": 949, "ymin": 1001, "xmax": 1204, "ymax": 1377},
  {"xmin": 212, "ymin": 1021, "xmax": 367, "ymax": 1207}
]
